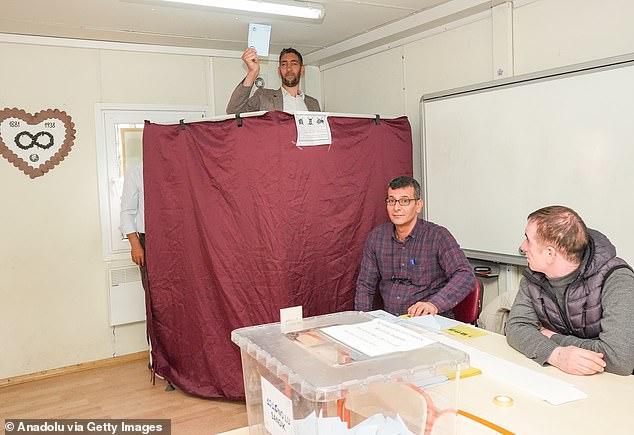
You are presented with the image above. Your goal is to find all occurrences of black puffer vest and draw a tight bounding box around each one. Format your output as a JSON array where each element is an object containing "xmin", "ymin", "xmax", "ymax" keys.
[{"xmin": 524, "ymin": 229, "xmax": 631, "ymax": 339}]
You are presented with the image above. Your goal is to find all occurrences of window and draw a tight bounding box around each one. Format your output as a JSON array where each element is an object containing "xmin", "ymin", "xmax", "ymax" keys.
[{"xmin": 95, "ymin": 104, "xmax": 209, "ymax": 260}]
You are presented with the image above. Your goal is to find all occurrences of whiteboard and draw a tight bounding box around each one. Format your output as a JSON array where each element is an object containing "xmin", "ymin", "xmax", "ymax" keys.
[{"xmin": 421, "ymin": 54, "xmax": 634, "ymax": 265}]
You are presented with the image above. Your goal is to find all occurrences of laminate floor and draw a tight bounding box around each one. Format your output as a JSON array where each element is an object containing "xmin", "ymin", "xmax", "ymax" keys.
[{"xmin": 0, "ymin": 358, "xmax": 247, "ymax": 434}]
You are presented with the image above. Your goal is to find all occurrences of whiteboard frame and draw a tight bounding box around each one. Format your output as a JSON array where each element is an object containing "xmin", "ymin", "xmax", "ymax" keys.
[{"xmin": 419, "ymin": 52, "xmax": 634, "ymax": 265}]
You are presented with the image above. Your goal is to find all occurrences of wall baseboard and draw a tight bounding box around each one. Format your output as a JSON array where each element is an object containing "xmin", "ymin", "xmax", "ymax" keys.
[{"xmin": 0, "ymin": 351, "xmax": 149, "ymax": 388}]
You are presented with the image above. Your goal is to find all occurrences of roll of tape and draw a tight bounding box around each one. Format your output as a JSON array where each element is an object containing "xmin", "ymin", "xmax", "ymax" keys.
[{"xmin": 493, "ymin": 395, "xmax": 514, "ymax": 407}]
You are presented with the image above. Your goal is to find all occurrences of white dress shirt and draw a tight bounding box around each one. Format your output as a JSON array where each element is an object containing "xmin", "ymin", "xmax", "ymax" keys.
[
  {"xmin": 281, "ymin": 87, "xmax": 308, "ymax": 113},
  {"xmin": 120, "ymin": 162, "xmax": 145, "ymax": 235}
]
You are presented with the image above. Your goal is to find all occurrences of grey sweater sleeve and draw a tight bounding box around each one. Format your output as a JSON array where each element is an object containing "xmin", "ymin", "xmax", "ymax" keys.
[
  {"xmin": 549, "ymin": 268, "xmax": 634, "ymax": 375},
  {"xmin": 505, "ymin": 278, "xmax": 559, "ymax": 365}
]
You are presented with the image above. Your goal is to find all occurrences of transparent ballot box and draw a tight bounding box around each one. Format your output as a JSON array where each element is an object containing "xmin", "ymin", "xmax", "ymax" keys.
[{"xmin": 231, "ymin": 311, "xmax": 469, "ymax": 435}]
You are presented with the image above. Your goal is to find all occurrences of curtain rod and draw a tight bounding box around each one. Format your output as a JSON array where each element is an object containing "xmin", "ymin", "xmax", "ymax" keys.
[{"xmin": 155, "ymin": 111, "xmax": 403, "ymax": 126}]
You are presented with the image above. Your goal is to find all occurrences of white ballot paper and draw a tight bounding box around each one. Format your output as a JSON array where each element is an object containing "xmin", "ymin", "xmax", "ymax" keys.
[
  {"xmin": 321, "ymin": 318, "xmax": 435, "ymax": 357},
  {"xmin": 248, "ymin": 23, "xmax": 271, "ymax": 57},
  {"xmin": 280, "ymin": 305, "xmax": 303, "ymax": 333},
  {"xmin": 294, "ymin": 411, "xmax": 415, "ymax": 435},
  {"xmin": 294, "ymin": 112, "xmax": 332, "ymax": 146},
  {"xmin": 431, "ymin": 333, "xmax": 587, "ymax": 405},
  {"xmin": 406, "ymin": 314, "xmax": 461, "ymax": 331}
]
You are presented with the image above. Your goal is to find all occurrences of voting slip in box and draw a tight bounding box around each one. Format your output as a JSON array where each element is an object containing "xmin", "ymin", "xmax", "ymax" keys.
[{"xmin": 231, "ymin": 311, "xmax": 469, "ymax": 435}]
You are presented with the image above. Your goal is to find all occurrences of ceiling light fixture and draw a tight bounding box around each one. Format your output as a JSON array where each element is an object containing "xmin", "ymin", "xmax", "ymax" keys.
[{"xmin": 162, "ymin": 0, "xmax": 325, "ymax": 20}]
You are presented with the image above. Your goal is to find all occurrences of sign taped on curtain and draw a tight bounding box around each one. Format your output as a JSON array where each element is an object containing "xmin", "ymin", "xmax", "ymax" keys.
[{"xmin": 294, "ymin": 112, "xmax": 332, "ymax": 147}]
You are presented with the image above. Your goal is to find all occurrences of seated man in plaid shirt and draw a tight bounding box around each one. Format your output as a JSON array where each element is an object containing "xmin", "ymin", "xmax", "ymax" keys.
[{"xmin": 355, "ymin": 176, "xmax": 476, "ymax": 317}]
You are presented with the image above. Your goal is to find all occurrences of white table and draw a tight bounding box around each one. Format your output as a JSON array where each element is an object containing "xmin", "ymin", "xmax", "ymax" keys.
[
  {"xmin": 220, "ymin": 326, "xmax": 633, "ymax": 435},
  {"xmin": 447, "ymin": 329, "xmax": 631, "ymax": 434}
]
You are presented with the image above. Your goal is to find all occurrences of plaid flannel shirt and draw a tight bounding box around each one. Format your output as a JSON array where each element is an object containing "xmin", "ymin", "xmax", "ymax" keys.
[{"xmin": 355, "ymin": 219, "xmax": 476, "ymax": 316}]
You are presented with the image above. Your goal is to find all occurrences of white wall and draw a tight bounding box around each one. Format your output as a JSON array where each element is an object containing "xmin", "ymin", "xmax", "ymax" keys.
[
  {"xmin": 0, "ymin": 40, "xmax": 320, "ymax": 379},
  {"xmin": 320, "ymin": 0, "xmax": 634, "ymax": 301},
  {"xmin": 322, "ymin": 15, "xmax": 493, "ymax": 181},
  {"xmin": 514, "ymin": 0, "xmax": 634, "ymax": 74},
  {"xmin": 403, "ymin": 17, "xmax": 493, "ymax": 181},
  {"xmin": 322, "ymin": 48, "xmax": 406, "ymax": 116},
  {"xmin": 321, "ymin": 0, "xmax": 634, "ymax": 178}
]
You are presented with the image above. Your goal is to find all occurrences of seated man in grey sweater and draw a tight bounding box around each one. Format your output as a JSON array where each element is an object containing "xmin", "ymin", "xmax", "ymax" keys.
[{"xmin": 506, "ymin": 205, "xmax": 634, "ymax": 376}]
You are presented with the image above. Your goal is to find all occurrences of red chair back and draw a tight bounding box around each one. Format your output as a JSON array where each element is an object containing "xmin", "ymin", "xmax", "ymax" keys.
[{"xmin": 453, "ymin": 278, "xmax": 483, "ymax": 324}]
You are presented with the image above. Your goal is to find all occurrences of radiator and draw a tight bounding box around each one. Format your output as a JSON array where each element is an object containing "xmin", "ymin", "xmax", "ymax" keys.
[{"xmin": 108, "ymin": 266, "xmax": 146, "ymax": 326}]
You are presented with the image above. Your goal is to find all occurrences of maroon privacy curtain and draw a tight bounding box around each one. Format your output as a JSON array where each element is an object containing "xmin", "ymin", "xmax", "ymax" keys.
[{"xmin": 143, "ymin": 111, "xmax": 412, "ymax": 399}]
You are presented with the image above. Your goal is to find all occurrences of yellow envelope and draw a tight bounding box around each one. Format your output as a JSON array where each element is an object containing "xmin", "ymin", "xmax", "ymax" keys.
[{"xmin": 443, "ymin": 325, "xmax": 487, "ymax": 338}]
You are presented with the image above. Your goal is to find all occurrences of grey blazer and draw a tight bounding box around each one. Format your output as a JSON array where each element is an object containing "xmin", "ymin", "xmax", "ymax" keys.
[{"xmin": 226, "ymin": 82, "xmax": 321, "ymax": 114}]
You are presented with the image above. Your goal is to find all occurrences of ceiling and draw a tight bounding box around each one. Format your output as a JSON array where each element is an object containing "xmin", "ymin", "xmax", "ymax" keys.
[{"xmin": 1, "ymin": 0, "xmax": 492, "ymax": 64}]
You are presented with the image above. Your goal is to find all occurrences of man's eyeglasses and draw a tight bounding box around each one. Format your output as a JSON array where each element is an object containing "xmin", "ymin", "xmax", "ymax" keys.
[{"xmin": 385, "ymin": 197, "xmax": 419, "ymax": 207}]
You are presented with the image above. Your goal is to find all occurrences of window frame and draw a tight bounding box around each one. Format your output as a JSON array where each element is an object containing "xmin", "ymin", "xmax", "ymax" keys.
[{"xmin": 95, "ymin": 103, "xmax": 210, "ymax": 261}]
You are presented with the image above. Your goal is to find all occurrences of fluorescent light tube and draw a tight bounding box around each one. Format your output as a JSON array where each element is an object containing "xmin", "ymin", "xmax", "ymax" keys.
[{"xmin": 163, "ymin": 0, "xmax": 325, "ymax": 19}]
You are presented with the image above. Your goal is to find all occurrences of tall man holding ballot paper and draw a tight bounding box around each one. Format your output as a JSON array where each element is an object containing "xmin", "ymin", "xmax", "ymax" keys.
[{"xmin": 226, "ymin": 47, "xmax": 321, "ymax": 114}]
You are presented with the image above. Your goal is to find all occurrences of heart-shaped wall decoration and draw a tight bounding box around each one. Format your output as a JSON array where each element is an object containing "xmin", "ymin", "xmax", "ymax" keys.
[{"xmin": 0, "ymin": 108, "xmax": 76, "ymax": 179}]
